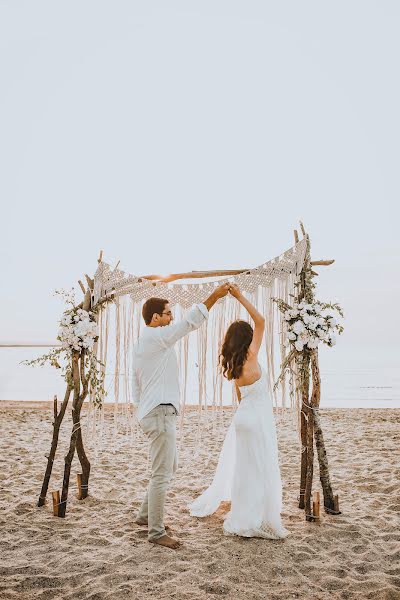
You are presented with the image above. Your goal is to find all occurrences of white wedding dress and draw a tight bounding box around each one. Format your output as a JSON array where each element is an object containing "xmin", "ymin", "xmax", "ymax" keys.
[{"xmin": 188, "ymin": 367, "xmax": 289, "ymax": 539}]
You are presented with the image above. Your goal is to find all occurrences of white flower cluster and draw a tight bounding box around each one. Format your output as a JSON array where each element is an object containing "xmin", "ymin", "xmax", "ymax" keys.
[
  {"xmin": 284, "ymin": 301, "xmax": 339, "ymax": 352},
  {"xmin": 58, "ymin": 309, "xmax": 98, "ymax": 351}
]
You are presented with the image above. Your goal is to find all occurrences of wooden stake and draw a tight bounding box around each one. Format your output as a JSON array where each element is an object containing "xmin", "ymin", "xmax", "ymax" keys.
[
  {"xmin": 299, "ymin": 221, "xmax": 306, "ymax": 236},
  {"xmin": 52, "ymin": 491, "xmax": 60, "ymax": 516},
  {"xmin": 98, "ymin": 250, "xmax": 103, "ymax": 263},
  {"xmin": 294, "ymin": 229, "xmax": 299, "ymax": 244},
  {"xmin": 313, "ymin": 491, "xmax": 321, "ymax": 520},
  {"xmin": 77, "ymin": 473, "xmax": 83, "ymax": 500},
  {"xmin": 334, "ymin": 495, "xmax": 340, "ymax": 513},
  {"xmin": 113, "ymin": 260, "xmax": 120, "ymax": 272},
  {"xmin": 313, "ymin": 501, "xmax": 317, "ymax": 519},
  {"xmin": 37, "ymin": 386, "xmax": 72, "ymax": 507},
  {"xmin": 78, "ymin": 280, "xmax": 86, "ymax": 294}
]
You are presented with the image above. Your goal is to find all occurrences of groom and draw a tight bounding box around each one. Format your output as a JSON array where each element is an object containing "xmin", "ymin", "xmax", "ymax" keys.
[{"xmin": 133, "ymin": 283, "xmax": 230, "ymax": 549}]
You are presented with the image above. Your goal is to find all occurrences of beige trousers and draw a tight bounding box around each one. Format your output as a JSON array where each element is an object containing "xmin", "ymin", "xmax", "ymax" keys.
[{"xmin": 136, "ymin": 404, "xmax": 178, "ymax": 540}]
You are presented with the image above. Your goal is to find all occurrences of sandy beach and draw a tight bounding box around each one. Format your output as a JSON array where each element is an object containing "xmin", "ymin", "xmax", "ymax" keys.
[{"xmin": 0, "ymin": 402, "xmax": 399, "ymax": 600}]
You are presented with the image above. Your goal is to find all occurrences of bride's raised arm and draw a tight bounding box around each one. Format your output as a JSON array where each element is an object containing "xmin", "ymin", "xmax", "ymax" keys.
[{"xmin": 228, "ymin": 284, "xmax": 265, "ymax": 355}]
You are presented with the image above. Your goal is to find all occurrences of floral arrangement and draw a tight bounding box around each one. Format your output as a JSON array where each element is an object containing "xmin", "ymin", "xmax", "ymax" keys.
[
  {"xmin": 283, "ymin": 301, "xmax": 343, "ymax": 352},
  {"xmin": 273, "ymin": 292, "xmax": 344, "ymax": 395},
  {"xmin": 23, "ymin": 289, "xmax": 106, "ymax": 407},
  {"xmin": 58, "ymin": 308, "xmax": 98, "ymax": 351}
]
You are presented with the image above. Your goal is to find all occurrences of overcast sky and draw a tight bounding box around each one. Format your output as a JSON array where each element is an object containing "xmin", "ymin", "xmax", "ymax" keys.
[{"xmin": 1, "ymin": 1, "xmax": 399, "ymax": 377}]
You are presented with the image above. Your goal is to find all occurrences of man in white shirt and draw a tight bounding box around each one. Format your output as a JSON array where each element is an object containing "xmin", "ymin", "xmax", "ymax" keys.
[{"xmin": 133, "ymin": 283, "xmax": 230, "ymax": 549}]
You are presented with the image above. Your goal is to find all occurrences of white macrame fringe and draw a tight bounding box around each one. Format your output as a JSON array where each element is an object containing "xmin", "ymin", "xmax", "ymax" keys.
[{"xmin": 86, "ymin": 242, "xmax": 307, "ymax": 450}]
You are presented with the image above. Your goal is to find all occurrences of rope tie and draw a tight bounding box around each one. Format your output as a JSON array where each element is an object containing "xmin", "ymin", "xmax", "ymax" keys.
[
  {"xmin": 72, "ymin": 423, "xmax": 82, "ymax": 434},
  {"xmin": 301, "ymin": 401, "xmax": 320, "ymax": 412}
]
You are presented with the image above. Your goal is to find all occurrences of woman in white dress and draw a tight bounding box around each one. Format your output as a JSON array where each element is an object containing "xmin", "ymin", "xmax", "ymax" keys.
[{"xmin": 189, "ymin": 284, "xmax": 289, "ymax": 539}]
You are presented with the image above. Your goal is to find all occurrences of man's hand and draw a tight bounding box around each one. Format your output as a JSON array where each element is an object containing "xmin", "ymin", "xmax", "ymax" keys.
[
  {"xmin": 203, "ymin": 283, "xmax": 230, "ymax": 311},
  {"xmin": 214, "ymin": 283, "xmax": 230, "ymax": 298},
  {"xmin": 228, "ymin": 283, "xmax": 242, "ymax": 299}
]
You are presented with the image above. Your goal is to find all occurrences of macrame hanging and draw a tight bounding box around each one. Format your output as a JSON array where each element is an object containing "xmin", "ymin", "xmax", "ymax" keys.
[{"xmin": 91, "ymin": 239, "xmax": 307, "ymax": 424}]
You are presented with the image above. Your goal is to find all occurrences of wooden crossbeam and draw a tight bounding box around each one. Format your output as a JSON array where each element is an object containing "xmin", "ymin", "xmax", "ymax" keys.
[
  {"xmin": 142, "ymin": 269, "xmax": 249, "ymax": 284},
  {"xmin": 310, "ymin": 260, "xmax": 335, "ymax": 266}
]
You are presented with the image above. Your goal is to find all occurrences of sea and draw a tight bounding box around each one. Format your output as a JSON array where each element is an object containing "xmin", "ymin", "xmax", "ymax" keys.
[{"xmin": 0, "ymin": 348, "xmax": 399, "ymax": 408}]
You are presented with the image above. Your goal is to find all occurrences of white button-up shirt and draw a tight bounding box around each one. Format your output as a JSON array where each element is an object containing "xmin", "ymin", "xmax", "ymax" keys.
[{"xmin": 132, "ymin": 303, "xmax": 209, "ymax": 421}]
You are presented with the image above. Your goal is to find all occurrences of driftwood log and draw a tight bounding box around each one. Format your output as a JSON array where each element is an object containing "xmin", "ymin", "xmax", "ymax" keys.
[
  {"xmin": 296, "ymin": 226, "xmax": 340, "ymax": 520},
  {"xmin": 58, "ymin": 290, "xmax": 92, "ymax": 517},
  {"xmin": 311, "ymin": 349, "xmax": 341, "ymax": 514},
  {"xmin": 299, "ymin": 351, "xmax": 310, "ymax": 510},
  {"xmin": 37, "ymin": 388, "xmax": 72, "ymax": 506}
]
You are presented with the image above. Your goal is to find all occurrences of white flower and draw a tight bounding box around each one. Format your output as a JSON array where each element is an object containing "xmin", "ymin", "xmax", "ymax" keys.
[
  {"xmin": 284, "ymin": 311, "xmax": 292, "ymax": 321},
  {"xmin": 317, "ymin": 317, "xmax": 325, "ymax": 326},
  {"xmin": 328, "ymin": 317, "xmax": 337, "ymax": 328},
  {"xmin": 307, "ymin": 315, "xmax": 318, "ymax": 327},
  {"xmin": 287, "ymin": 331, "xmax": 297, "ymax": 341},
  {"xmin": 299, "ymin": 331, "xmax": 310, "ymax": 344},
  {"xmin": 329, "ymin": 335, "xmax": 337, "ymax": 346},
  {"xmin": 307, "ymin": 337, "xmax": 319, "ymax": 349},
  {"xmin": 298, "ymin": 301, "xmax": 305, "ymax": 309},
  {"xmin": 294, "ymin": 340, "xmax": 304, "ymax": 351},
  {"xmin": 317, "ymin": 328, "xmax": 326, "ymax": 339},
  {"xmin": 290, "ymin": 308, "xmax": 299, "ymax": 318},
  {"xmin": 81, "ymin": 336, "xmax": 94, "ymax": 349},
  {"xmin": 293, "ymin": 320, "xmax": 305, "ymax": 334},
  {"xmin": 303, "ymin": 314, "xmax": 310, "ymax": 325}
]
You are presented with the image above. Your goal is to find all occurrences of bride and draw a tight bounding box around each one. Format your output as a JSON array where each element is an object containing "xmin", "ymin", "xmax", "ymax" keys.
[{"xmin": 188, "ymin": 284, "xmax": 289, "ymax": 539}]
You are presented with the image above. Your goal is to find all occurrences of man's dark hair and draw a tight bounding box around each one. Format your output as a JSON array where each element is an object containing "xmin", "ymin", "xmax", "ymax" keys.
[{"xmin": 142, "ymin": 297, "xmax": 169, "ymax": 325}]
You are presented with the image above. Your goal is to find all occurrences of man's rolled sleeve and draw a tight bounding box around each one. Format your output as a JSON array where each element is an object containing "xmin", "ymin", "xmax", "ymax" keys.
[{"xmin": 196, "ymin": 303, "xmax": 209, "ymax": 320}]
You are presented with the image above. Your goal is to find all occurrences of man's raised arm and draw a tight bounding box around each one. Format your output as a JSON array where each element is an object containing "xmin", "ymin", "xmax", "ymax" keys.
[{"xmin": 158, "ymin": 283, "xmax": 230, "ymax": 348}]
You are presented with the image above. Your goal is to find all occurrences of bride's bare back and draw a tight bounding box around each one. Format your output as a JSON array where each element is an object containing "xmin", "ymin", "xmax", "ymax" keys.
[{"xmin": 235, "ymin": 352, "xmax": 261, "ymax": 387}]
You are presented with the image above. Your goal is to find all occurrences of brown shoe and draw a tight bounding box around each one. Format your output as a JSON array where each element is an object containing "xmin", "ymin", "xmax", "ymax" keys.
[{"xmin": 149, "ymin": 535, "xmax": 180, "ymax": 550}]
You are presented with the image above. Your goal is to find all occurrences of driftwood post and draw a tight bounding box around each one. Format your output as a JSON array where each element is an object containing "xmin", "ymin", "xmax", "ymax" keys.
[
  {"xmin": 299, "ymin": 351, "xmax": 310, "ymax": 510},
  {"xmin": 310, "ymin": 349, "xmax": 340, "ymax": 514},
  {"xmin": 296, "ymin": 224, "xmax": 340, "ymax": 520},
  {"xmin": 37, "ymin": 389, "xmax": 72, "ymax": 506},
  {"xmin": 58, "ymin": 289, "xmax": 92, "ymax": 517},
  {"xmin": 296, "ymin": 230, "xmax": 313, "ymax": 511}
]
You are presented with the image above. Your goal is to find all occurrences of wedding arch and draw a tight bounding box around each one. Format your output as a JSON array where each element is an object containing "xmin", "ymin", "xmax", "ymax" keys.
[{"xmin": 33, "ymin": 223, "xmax": 342, "ymax": 523}]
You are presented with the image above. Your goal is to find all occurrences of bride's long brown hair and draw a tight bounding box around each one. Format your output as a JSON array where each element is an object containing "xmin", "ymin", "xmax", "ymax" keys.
[{"xmin": 219, "ymin": 320, "xmax": 254, "ymax": 380}]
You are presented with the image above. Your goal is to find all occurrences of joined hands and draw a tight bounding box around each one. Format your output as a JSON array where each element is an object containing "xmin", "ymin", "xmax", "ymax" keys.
[{"xmin": 213, "ymin": 283, "xmax": 242, "ymax": 299}]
